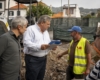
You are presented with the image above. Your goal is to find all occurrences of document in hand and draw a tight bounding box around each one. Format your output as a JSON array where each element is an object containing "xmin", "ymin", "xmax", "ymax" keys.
[
  {"xmin": 49, "ymin": 40, "xmax": 61, "ymax": 45},
  {"xmin": 48, "ymin": 40, "xmax": 61, "ymax": 50}
]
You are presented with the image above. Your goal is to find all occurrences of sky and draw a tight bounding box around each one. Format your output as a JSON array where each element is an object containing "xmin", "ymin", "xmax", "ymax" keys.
[{"xmin": 39, "ymin": 0, "xmax": 100, "ymax": 9}]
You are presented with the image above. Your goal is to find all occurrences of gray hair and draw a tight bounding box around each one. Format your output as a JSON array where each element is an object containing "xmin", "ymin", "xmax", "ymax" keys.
[
  {"xmin": 11, "ymin": 16, "xmax": 28, "ymax": 29},
  {"xmin": 37, "ymin": 15, "xmax": 51, "ymax": 24}
]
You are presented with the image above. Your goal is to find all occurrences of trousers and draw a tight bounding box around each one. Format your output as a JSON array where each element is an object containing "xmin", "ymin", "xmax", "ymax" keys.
[
  {"xmin": 66, "ymin": 65, "xmax": 84, "ymax": 80},
  {"xmin": 25, "ymin": 54, "xmax": 47, "ymax": 80}
]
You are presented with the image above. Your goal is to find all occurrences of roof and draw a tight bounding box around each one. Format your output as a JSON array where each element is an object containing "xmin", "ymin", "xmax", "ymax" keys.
[
  {"xmin": 9, "ymin": 4, "xmax": 27, "ymax": 10},
  {"xmin": 51, "ymin": 12, "xmax": 63, "ymax": 18}
]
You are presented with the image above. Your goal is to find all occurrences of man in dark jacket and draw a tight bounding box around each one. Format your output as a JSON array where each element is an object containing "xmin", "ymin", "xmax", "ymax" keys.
[{"xmin": 0, "ymin": 16, "xmax": 28, "ymax": 80}]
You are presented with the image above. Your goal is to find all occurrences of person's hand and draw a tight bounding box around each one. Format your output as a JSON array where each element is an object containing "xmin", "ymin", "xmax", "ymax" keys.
[
  {"xmin": 57, "ymin": 54, "xmax": 63, "ymax": 60},
  {"xmin": 84, "ymin": 69, "xmax": 90, "ymax": 76},
  {"xmin": 41, "ymin": 44, "xmax": 50, "ymax": 50}
]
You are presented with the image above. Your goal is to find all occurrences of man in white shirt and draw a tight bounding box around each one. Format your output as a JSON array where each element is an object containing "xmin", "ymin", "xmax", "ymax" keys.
[{"xmin": 23, "ymin": 15, "xmax": 51, "ymax": 80}]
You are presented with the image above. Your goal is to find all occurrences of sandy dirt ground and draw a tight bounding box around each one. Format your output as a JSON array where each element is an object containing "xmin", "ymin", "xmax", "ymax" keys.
[
  {"xmin": 20, "ymin": 31, "xmax": 70, "ymax": 80},
  {"xmin": 21, "ymin": 31, "xmax": 87, "ymax": 80},
  {"xmin": 21, "ymin": 43, "xmax": 70, "ymax": 80}
]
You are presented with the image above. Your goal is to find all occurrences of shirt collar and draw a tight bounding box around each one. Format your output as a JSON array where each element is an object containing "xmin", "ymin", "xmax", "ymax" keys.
[
  {"xmin": 9, "ymin": 31, "xmax": 19, "ymax": 40},
  {"xmin": 35, "ymin": 23, "xmax": 41, "ymax": 31},
  {"xmin": 35, "ymin": 23, "xmax": 47, "ymax": 33}
]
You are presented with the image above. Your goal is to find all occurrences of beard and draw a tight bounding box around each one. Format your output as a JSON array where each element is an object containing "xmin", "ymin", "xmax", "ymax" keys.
[{"xmin": 72, "ymin": 35, "xmax": 76, "ymax": 41}]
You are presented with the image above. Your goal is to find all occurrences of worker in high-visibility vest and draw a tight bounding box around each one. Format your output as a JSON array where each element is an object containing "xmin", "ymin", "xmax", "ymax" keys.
[{"xmin": 57, "ymin": 26, "xmax": 91, "ymax": 80}]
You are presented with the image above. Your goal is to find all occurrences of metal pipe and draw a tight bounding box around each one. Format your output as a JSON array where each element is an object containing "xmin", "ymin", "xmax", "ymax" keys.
[
  {"xmin": 29, "ymin": 0, "xmax": 32, "ymax": 25},
  {"xmin": 67, "ymin": 0, "xmax": 70, "ymax": 27},
  {"xmin": 36, "ymin": 1, "xmax": 38, "ymax": 21},
  {"xmin": 8, "ymin": 0, "xmax": 10, "ymax": 22},
  {"xmin": 61, "ymin": 0, "xmax": 62, "ymax": 12},
  {"xmin": 18, "ymin": 0, "xmax": 19, "ymax": 16},
  {"xmin": 68, "ymin": 0, "xmax": 70, "ymax": 17}
]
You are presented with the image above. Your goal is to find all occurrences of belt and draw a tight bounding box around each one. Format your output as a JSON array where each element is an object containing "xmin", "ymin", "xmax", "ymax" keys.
[{"xmin": 25, "ymin": 54, "xmax": 47, "ymax": 58}]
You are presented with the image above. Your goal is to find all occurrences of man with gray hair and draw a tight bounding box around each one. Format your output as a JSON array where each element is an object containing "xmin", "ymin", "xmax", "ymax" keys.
[
  {"xmin": 0, "ymin": 16, "xmax": 28, "ymax": 80},
  {"xmin": 23, "ymin": 15, "xmax": 51, "ymax": 80}
]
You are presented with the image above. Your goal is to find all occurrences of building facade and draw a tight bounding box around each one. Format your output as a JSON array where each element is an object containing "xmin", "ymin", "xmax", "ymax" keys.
[
  {"xmin": 0, "ymin": 0, "xmax": 6, "ymax": 15},
  {"xmin": 0, "ymin": 0, "xmax": 27, "ymax": 19},
  {"xmin": 52, "ymin": 4, "xmax": 81, "ymax": 18}
]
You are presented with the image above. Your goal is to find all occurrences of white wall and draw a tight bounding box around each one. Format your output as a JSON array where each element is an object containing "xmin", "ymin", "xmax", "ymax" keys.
[
  {"xmin": 63, "ymin": 5, "xmax": 81, "ymax": 18},
  {"xmin": 0, "ymin": 1, "xmax": 5, "ymax": 12},
  {"xmin": 6, "ymin": 0, "xmax": 29, "ymax": 9},
  {"xmin": 5, "ymin": 9, "xmax": 27, "ymax": 19},
  {"xmin": 6, "ymin": 0, "xmax": 17, "ymax": 9},
  {"xmin": 63, "ymin": 9, "xmax": 67, "ymax": 17},
  {"xmin": 75, "ymin": 5, "xmax": 81, "ymax": 17},
  {"xmin": 4, "ymin": 0, "xmax": 27, "ymax": 19}
]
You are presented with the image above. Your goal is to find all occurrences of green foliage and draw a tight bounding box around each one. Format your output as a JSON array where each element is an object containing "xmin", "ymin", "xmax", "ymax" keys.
[
  {"xmin": 82, "ymin": 12, "xmax": 96, "ymax": 19},
  {"xmin": 83, "ymin": 14, "xmax": 92, "ymax": 18},
  {"xmin": 27, "ymin": 4, "xmax": 52, "ymax": 18},
  {"xmin": 91, "ymin": 12, "xmax": 95, "ymax": 16}
]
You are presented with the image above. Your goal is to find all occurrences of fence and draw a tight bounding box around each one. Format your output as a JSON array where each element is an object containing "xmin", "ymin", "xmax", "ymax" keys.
[{"xmin": 50, "ymin": 18, "xmax": 99, "ymax": 42}]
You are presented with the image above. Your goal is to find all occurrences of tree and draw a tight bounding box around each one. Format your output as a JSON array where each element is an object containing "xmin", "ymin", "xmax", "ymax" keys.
[
  {"xmin": 27, "ymin": 4, "xmax": 52, "ymax": 19},
  {"xmin": 82, "ymin": 12, "xmax": 96, "ymax": 19},
  {"xmin": 91, "ymin": 12, "xmax": 96, "ymax": 18},
  {"xmin": 91, "ymin": 12, "xmax": 95, "ymax": 16},
  {"xmin": 83, "ymin": 14, "xmax": 92, "ymax": 18}
]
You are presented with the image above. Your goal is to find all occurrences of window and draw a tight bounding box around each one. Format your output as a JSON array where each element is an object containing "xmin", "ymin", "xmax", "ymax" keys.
[
  {"xmin": 70, "ymin": 9, "xmax": 73, "ymax": 14},
  {"xmin": 9, "ymin": 11, "xmax": 14, "ymax": 16},
  {"xmin": 0, "ymin": 3, "xmax": 2, "ymax": 9},
  {"xmin": 17, "ymin": 11, "xmax": 20, "ymax": 15}
]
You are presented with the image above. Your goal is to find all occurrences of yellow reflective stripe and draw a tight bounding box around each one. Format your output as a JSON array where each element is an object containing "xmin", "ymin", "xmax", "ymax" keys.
[
  {"xmin": 6, "ymin": 22, "xmax": 9, "ymax": 27},
  {"xmin": 75, "ymin": 58, "xmax": 86, "ymax": 64},
  {"xmin": 74, "ymin": 64, "xmax": 86, "ymax": 67},
  {"xmin": 75, "ymin": 56, "xmax": 86, "ymax": 59}
]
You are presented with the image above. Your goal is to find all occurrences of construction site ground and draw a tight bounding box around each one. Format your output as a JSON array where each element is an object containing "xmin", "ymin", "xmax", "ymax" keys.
[{"xmin": 21, "ymin": 31, "xmax": 70, "ymax": 80}]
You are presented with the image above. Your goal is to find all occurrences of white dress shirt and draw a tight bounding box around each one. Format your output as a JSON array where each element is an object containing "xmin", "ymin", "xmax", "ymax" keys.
[{"xmin": 23, "ymin": 23, "xmax": 51, "ymax": 57}]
